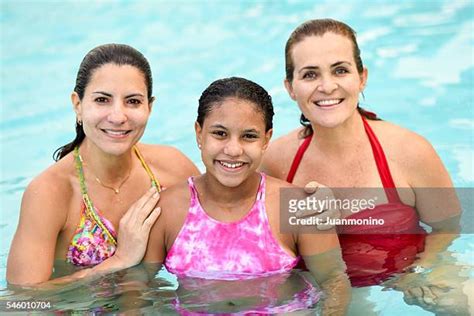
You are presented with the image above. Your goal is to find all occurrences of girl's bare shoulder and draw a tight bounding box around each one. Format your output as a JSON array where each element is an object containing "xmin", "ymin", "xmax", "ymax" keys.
[
  {"xmin": 159, "ymin": 180, "xmax": 190, "ymax": 207},
  {"xmin": 157, "ymin": 179, "xmax": 192, "ymax": 222}
]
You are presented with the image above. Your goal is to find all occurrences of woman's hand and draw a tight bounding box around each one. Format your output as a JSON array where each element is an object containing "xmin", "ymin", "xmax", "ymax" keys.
[
  {"xmin": 390, "ymin": 264, "xmax": 471, "ymax": 315},
  {"xmin": 296, "ymin": 181, "xmax": 341, "ymax": 230},
  {"xmin": 112, "ymin": 187, "xmax": 162, "ymax": 269}
]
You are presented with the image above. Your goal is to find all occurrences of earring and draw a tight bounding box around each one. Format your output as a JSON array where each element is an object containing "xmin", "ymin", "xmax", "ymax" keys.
[
  {"xmin": 198, "ymin": 144, "xmax": 202, "ymax": 149},
  {"xmin": 77, "ymin": 119, "xmax": 82, "ymax": 126}
]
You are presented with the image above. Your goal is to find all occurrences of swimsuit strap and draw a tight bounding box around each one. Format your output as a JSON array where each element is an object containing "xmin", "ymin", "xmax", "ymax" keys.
[
  {"xmin": 256, "ymin": 172, "xmax": 266, "ymax": 202},
  {"xmin": 361, "ymin": 117, "xmax": 401, "ymax": 203},
  {"xmin": 133, "ymin": 146, "xmax": 161, "ymax": 191},
  {"xmin": 186, "ymin": 173, "xmax": 265, "ymax": 210},
  {"xmin": 286, "ymin": 134, "xmax": 312, "ymax": 183},
  {"xmin": 72, "ymin": 145, "xmax": 162, "ymax": 246},
  {"xmin": 186, "ymin": 177, "xmax": 200, "ymax": 212},
  {"xmin": 73, "ymin": 147, "xmax": 117, "ymax": 245},
  {"xmin": 286, "ymin": 116, "xmax": 401, "ymax": 203}
]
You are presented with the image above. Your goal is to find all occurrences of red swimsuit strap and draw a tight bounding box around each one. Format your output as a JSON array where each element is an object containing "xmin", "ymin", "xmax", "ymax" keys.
[
  {"xmin": 361, "ymin": 116, "xmax": 400, "ymax": 203},
  {"xmin": 286, "ymin": 116, "xmax": 401, "ymax": 203},
  {"xmin": 286, "ymin": 133, "xmax": 313, "ymax": 183}
]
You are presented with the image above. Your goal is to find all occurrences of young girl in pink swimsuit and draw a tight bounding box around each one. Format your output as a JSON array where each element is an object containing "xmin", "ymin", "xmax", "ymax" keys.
[{"xmin": 144, "ymin": 77, "xmax": 350, "ymax": 315}]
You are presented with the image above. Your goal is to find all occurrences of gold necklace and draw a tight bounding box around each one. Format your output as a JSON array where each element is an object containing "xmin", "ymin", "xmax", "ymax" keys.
[
  {"xmin": 94, "ymin": 168, "xmax": 132, "ymax": 194},
  {"xmin": 77, "ymin": 149, "xmax": 135, "ymax": 194}
]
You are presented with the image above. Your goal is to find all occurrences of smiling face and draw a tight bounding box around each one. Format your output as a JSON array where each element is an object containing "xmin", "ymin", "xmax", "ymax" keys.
[
  {"xmin": 195, "ymin": 97, "xmax": 272, "ymax": 188},
  {"xmin": 73, "ymin": 63, "xmax": 152, "ymax": 156},
  {"xmin": 285, "ymin": 32, "xmax": 367, "ymax": 128}
]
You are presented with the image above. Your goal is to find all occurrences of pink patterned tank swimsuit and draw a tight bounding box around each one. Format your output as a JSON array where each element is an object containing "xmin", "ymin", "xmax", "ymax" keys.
[{"xmin": 165, "ymin": 173, "xmax": 300, "ymax": 280}]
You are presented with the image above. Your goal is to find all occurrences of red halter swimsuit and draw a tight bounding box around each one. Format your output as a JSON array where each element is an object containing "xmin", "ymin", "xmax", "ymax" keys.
[{"xmin": 287, "ymin": 116, "xmax": 426, "ymax": 287}]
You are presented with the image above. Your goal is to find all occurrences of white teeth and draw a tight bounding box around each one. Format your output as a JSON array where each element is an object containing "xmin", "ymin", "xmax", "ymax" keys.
[
  {"xmin": 104, "ymin": 129, "xmax": 128, "ymax": 135},
  {"xmin": 219, "ymin": 161, "xmax": 244, "ymax": 169},
  {"xmin": 316, "ymin": 99, "xmax": 341, "ymax": 106}
]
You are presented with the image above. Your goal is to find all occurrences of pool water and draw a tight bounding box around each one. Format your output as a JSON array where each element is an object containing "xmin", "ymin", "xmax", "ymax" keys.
[{"xmin": 1, "ymin": 0, "xmax": 473, "ymax": 315}]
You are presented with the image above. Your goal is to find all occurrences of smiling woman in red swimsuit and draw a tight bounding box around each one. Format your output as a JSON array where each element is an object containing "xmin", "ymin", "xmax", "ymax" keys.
[{"xmin": 261, "ymin": 19, "xmax": 461, "ymax": 287}]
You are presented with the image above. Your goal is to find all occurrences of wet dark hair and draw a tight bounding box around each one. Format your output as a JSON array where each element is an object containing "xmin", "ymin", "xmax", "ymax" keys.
[
  {"xmin": 197, "ymin": 77, "xmax": 274, "ymax": 132},
  {"xmin": 285, "ymin": 19, "xmax": 379, "ymax": 137},
  {"xmin": 53, "ymin": 44, "xmax": 153, "ymax": 161},
  {"xmin": 285, "ymin": 19, "xmax": 363, "ymax": 82}
]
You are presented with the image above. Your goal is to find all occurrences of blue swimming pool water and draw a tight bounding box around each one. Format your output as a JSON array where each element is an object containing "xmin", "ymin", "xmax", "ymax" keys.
[{"xmin": 1, "ymin": 0, "xmax": 473, "ymax": 314}]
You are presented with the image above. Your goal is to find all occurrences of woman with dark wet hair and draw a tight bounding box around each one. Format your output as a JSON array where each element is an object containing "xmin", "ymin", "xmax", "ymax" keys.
[{"xmin": 7, "ymin": 44, "xmax": 199, "ymax": 285}]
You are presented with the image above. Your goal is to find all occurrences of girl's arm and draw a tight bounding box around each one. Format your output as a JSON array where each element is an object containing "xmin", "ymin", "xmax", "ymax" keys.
[
  {"xmin": 143, "ymin": 182, "xmax": 189, "ymax": 265},
  {"xmin": 143, "ymin": 197, "xmax": 168, "ymax": 265},
  {"xmin": 298, "ymin": 230, "xmax": 351, "ymax": 316}
]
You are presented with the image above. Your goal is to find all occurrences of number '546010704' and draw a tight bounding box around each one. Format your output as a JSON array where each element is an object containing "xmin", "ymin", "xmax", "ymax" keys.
[{"xmin": 4, "ymin": 300, "xmax": 51, "ymax": 310}]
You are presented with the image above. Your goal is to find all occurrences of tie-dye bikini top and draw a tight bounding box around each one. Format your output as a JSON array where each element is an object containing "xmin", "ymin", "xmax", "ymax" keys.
[
  {"xmin": 66, "ymin": 146, "xmax": 160, "ymax": 267},
  {"xmin": 165, "ymin": 173, "xmax": 300, "ymax": 280}
]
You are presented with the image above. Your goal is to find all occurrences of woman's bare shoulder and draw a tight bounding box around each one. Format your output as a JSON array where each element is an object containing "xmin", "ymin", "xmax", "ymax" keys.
[
  {"xmin": 268, "ymin": 128, "xmax": 303, "ymax": 152},
  {"xmin": 137, "ymin": 143, "xmax": 184, "ymax": 162},
  {"xmin": 368, "ymin": 119, "xmax": 450, "ymax": 186},
  {"xmin": 264, "ymin": 174, "xmax": 297, "ymax": 198},
  {"xmin": 26, "ymin": 155, "xmax": 75, "ymax": 199},
  {"xmin": 265, "ymin": 174, "xmax": 296, "ymax": 187},
  {"xmin": 261, "ymin": 128, "xmax": 303, "ymax": 179},
  {"xmin": 21, "ymin": 154, "xmax": 76, "ymax": 224},
  {"xmin": 137, "ymin": 143, "xmax": 199, "ymax": 179},
  {"xmin": 369, "ymin": 120, "xmax": 438, "ymax": 162}
]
